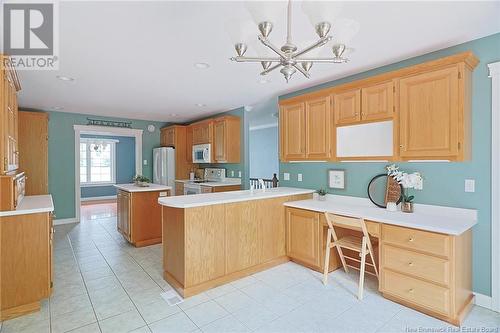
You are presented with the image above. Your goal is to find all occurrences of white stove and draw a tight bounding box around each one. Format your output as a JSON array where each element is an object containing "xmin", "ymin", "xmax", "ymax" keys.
[{"xmin": 183, "ymin": 168, "xmax": 226, "ymax": 195}]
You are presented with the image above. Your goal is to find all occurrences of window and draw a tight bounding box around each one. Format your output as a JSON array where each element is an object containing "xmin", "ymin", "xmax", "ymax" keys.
[{"xmin": 80, "ymin": 138, "xmax": 118, "ymax": 186}]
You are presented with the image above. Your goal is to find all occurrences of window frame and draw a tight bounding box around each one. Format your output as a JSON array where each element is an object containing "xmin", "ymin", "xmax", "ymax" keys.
[{"xmin": 79, "ymin": 138, "xmax": 118, "ymax": 187}]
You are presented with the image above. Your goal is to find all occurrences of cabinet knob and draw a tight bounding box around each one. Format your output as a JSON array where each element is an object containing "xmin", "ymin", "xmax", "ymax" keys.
[
  {"xmin": 408, "ymin": 262, "xmax": 414, "ymax": 267},
  {"xmin": 408, "ymin": 237, "xmax": 414, "ymax": 242},
  {"xmin": 408, "ymin": 288, "xmax": 415, "ymax": 294},
  {"xmin": 399, "ymin": 145, "xmax": 404, "ymax": 148}
]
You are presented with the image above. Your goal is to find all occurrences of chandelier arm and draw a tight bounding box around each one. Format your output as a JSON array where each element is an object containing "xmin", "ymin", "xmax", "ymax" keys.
[
  {"xmin": 295, "ymin": 58, "xmax": 345, "ymax": 63},
  {"xmin": 293, "ymin": 64, "xmax": 311, "ymax": 78},
  {"xmin": 293, "ymin": 36, "xmax": 333, "ymax": 58},
  {"xmin": 230, "ymin": 57, "xmax": 281, "ymax": 62},
  {"xmin": 260, "ymin": 63, "xmax": 282, "ymax": 76},
  {"xmin": 258, "ymin": 36, "xmax": 287, "ymax": 59}
]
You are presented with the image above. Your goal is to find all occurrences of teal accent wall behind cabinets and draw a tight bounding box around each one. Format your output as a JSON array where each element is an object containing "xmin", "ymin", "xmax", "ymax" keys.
[
  {"xmin": 80, "ymin": 134, "xmax": 136, "ymax": 198},
  {"xmin": 279, "ymin": 33, "xmax": 500, "ymax": 296},
  {"xmin": 47, "ymin": 111, "xmax": 166, "ymax": 220},
  {"xmin": 249, "ymin": 126, "xmax": 279, "ymax": 179}
]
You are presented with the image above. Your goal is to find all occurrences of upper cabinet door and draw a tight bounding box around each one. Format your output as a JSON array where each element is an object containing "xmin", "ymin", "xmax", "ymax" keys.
[
  {"xmin": 213, "ymin": 119, "xmax": 226, "ymax": 162},
  {"xmin": 186, "ymin": 125, "xmax": 193, "ymax": 163},
  {"xmin": 305, "ymin": 96, "xmax": 332, "ymax": 159},
  {"xmin": 192, "ymin": 121, "xmax": 213, "ymax": 144},
  {"xmin": 361, "ymin": 81, "xmax": 394, "ymax": 121},
  {"xmin": 399, "ymin": 66, "xmax": 459, "ymax": 158},
  {"xmin": 161, "ymin": 127, "xmax": 175, "ymax": 147},
  {"xmin": 280, "ymin": 102, "xmax": 306, "ymax": 160},
  {"xmin": 334, "ymin": 89, "xmax": 361, "ymax": 125}
]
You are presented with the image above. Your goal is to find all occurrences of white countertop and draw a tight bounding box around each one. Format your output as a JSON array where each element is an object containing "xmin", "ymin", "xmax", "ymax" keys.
[
  {"xmin": 175, "ymin": 178, "xmax": 242, "ymax": 188},
  {"xmin": 158, "ymin": 187, "xmax": 314, "ymax": 208},
  {"xmin": 0, "ymin": 195, "xmax": 54, "ymax": 217},
  {"xmin": 114, "ymin": 183, "xmax": 172, "ymax": 193},
  {"xmin": 284, "ymin": 195, "xmax": 477, "ymax": 235}
]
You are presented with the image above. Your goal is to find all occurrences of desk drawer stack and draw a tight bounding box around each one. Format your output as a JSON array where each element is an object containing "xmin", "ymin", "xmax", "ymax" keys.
[{"xmin": 380, "ymin": 224, "xmax": 473, "ymax": 326}]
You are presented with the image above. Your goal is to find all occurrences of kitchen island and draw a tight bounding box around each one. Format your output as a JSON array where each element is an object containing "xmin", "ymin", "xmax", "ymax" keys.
[
  {"xmin": 158, "ymin": 187, "xmax": 314, "ymax": 297},
  {"xmin": 114, "ymin": 183, "xmax": 171, "ymax": 247}
]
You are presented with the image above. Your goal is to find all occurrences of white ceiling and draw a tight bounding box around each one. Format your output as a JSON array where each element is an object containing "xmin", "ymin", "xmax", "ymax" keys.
[{"xmin": 14, "ymin": 1, "xmax": 500, "ymax": 123}]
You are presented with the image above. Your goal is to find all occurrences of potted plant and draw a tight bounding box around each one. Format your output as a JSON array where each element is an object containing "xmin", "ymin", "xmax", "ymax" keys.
[
  {"xmin": 316, "ymin": 188, "xmax": 328, "ymax": 201},
  {"xmin": 386, "ymin": 164, "xmax": 423, "ymax": 213},
  {"xmin": 133, "ymin": 175, "xmax": 151, "ymax": 187}
]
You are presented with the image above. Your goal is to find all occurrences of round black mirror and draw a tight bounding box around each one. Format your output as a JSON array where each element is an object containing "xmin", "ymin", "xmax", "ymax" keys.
[{"xmin": 367, "ymin": 174, "xmax": 403, "ymax": 208}]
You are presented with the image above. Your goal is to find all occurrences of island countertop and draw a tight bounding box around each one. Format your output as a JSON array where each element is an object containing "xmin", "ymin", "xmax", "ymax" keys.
[
  {"xmin": 114, "ymin": 183, "xmax": 172, "ymax": 193},
  {"xmin": 284, "ymin": 195, "xmax": 477, "ymax": 236},
  {"xmin": 158, "ymin": 187, "xmax": 315, "ymax": 208}
]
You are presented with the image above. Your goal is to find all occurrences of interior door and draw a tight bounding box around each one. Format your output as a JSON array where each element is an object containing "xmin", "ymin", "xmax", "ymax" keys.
[{"xmin": 399, "ymin": 66, "xmax": 459, "ymax": 158}]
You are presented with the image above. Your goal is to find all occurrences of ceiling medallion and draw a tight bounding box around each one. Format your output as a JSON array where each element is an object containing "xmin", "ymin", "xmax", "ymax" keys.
[{"xmin": 230, "ymin": 0, "xmax": 358, "ymax": 83}]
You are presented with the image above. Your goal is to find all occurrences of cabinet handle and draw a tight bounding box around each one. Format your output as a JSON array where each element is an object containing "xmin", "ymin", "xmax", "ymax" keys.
[
  {"xmin": 408, "ymin": 262, "xmax": 414, "ymax": 267},
  {"xmin": 399, "ymin": 145, "xmax": 404, "ymax": 148},
  {"xmin": 408, "ymin": 288, "xmax": 415, "ymax": 294},
  {"xmin": 408, "ymin": 237, "xmax": 414, "ymax": 242}
]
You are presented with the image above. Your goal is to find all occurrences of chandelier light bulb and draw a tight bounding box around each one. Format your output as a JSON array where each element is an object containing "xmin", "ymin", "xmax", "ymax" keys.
[
  {"xmin": 261, "ymin": 61, "xmax": 272, "ymax": 70},
  {"xmin": 258, "ymin": 22, "xmax": 273, "ymax": 38},
  {"xmin": 234, "ymin": 43, "xmax": 248, "ymax": 56},
  {"xmin": 301, "ymin": 61, "xmax": 313, "ymax": 72},
  {"xmin": 315, "ymin": 22, "xmax": 331, "ymax": 38},
  {"xmin": 332, "ymin": 43, "xmax": 347, "ymax": 59}
]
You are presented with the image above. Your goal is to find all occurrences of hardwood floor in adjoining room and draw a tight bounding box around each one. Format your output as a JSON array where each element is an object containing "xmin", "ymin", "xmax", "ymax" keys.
[{"xmin": 0, "ymin": 204, "xmax": 498, "ymax": 333}]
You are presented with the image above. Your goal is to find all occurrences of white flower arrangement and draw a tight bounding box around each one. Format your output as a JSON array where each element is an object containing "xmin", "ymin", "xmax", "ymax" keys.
[{"xmin": 386, "ymin": 164, "xmax": 423, "ymax": 203}]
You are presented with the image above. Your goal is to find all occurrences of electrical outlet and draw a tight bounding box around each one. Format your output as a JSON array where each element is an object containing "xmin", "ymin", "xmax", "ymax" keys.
[
  {"xmin": 143, "ymin": 159, "xmax": 148, "ymax": 166},
  {"xmin": 283, "ymin": 173, "xmax": 290, "ymax": 181},
  {"xmin": 238, "ymin": 171, "xmax": 242, "ymax": 178},
  {"xmin": 465, "ymin": 179, "xmax": 475, "ymax": 193},
  {"xmin": 231, "ymin": 170, "xmax": 235, "ymax": 177},
  {"xmin": 298, "ymin": 174, "xmax": 303, "ymax": 181}
]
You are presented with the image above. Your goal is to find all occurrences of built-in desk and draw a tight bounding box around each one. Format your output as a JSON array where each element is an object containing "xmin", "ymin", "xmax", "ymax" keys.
[{"xmin": 284, "ymin": 195, "xmax": 477, "ymax": 326}]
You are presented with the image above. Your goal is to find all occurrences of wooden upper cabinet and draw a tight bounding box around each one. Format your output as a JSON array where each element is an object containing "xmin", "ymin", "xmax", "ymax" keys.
[
  {"xmin": 1, "ymin": 57, "xmax": 20, "ymax": 175},
  {"xmin": 191, "ymin": 120, "xmax": 213, "ymax": 144},
  {"xmin": 186, "ymin": 125, "xmax": 193, "ymax": 163},
  {"xmin": 161, "ymin": 127, "xmax": 175, "ymax": 147},
  {"xmin": 334, "ymin": 89, "xmax": 361, "ymax": 125},
  {"xmin": 280, "ymin": 102, "xmax": 306, "ymax": 160},
  {"xmin": 361, "ymin": 81, "xmax": 394, "ymax": 121},
  {"xmin": 305, "ymin": 96, "xmax": 332, "ymax": 159},
  {"xmin": 213, "ymin": 116, "xmax": 240, "ymax": 163},
  {"xmin": 399, "ymin": 66, "xmax": 464, "ymax": 159}
]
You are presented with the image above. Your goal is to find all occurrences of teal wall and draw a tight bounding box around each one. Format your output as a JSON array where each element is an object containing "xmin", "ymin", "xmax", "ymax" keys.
[
  {"xmin": 198, "ymin": 107, "xmax": 249, "ymax": 188},
  {"xmin": 249, "ymin": 126, "xmax": 279, "ymax": 179},
  {"xmin": 279, "ymin": 33, "xmax": 500, "ymax": 296},
  {"xmin": 47, "ymin": 111, "xmax": 166, "ymax": 219},
  {"xmin": 80, "ymin": 134, "xmax": 136, "ymax": 198}
]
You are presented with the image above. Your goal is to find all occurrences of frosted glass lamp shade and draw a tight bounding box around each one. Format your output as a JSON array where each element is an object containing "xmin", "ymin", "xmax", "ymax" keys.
[
  {"xmin": 244, "ymin": 1, "xmax": 286, "ymax": 25},
  {"xmin": 332, "ymin": 18, "xmax": 360, "ymax": 45},
  {"xmin": 301, "ymin": 1, "xmax": 343, "ymax": 27},
  {"xmin": 225, "ymin": 19, "xmax": 255, "ymax": 45}
]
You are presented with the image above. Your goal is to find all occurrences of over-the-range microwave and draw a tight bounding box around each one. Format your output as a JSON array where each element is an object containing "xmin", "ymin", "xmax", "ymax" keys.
[{"xmin": 192, "ymin": 144, "xmax": 212, "ymax": 163}]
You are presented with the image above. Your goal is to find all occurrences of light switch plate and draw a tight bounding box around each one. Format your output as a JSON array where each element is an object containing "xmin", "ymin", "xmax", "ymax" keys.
[
  {"xmin": 159, "ymin": 191, "xmax": 168, "ymax": 197},
  {"xmin": 283, "ymin": 173, "xmax": 290, "ymax": 181},
  {"xmin": 143, "ymin": 159, "xmax": 148, "ymax": 166},
  {"xmin": 465, "ymin": 179, "xmax": 475, "ymax": 193},
  {"xmin": 298, "ymin": 174, "xmax": 303, "ymax": 181},
  {"xmin": 231, "ymin": 171, "xmax": 235, "ymax": 177},
  {"xmin": 238, "ymin": 171, "xmax": 242, "ymax": 178}
]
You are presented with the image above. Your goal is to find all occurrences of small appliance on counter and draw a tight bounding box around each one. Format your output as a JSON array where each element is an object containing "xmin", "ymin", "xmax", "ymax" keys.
[
  {"xmin": 192, "ymin": 143, "xmax": 211, "ymax": 163},
  {"xmin": 0, "ymin": 171, "xmax": 26, "ymax": 211},
  {"xmin": 153, "ymin": 147, "xmax": 175, "ymax": 187},
  {"xmin": 183, "ymin": 168, "xmax": 225, "ymax": 195}
]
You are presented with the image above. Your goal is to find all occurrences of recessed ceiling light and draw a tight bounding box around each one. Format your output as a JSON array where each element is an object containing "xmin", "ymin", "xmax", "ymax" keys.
[
  {"xmin": 194, "ymin": 63, "xmax": 210, "ymax": 69},
  {"xmin": 195, "ymin": 103, "xmax": 206, "ymax": 107},
  {"xmin": 56, "ymin": 75, "xmax": 75, "ymax": 82},
  {"xmin": 170, "ymin": 113, "xmax": 178, "ymax": 117},
  {"xmin": 259, "ymin": 78, "xmax": 271, "ymax": 84},
  {"xmin": 244, "ymin": 105, "xmax": 253, "ymax": 112},
  {"xmin": 51, "ymin": 106, "xmax": 64, "ymax": 111}
]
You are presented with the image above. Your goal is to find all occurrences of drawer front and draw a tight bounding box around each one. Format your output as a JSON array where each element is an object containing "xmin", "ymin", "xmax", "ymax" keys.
[
  {"xmin": 382, "ymin": 224, "xmax": 450, "ymax": 257},
  {"xmin": 366, "ymin": 221, "xmax": 380, "ymax": 237},
  {"xmin": 381, "ymin": 270, "xmax": 450, "ymax": 315},
  {"xmin": 382, "ymin": 245, "xmax": 450, "ymax": 285}
]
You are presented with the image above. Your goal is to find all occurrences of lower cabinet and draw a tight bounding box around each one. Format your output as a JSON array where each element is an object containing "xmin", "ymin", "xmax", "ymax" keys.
[
  {"xmin": 175, "ymin": 181, "xmax": 184, "ymax": 196},
  {"xmin": 0, "ymin": 212, "xmax": 53, "ymax": 320},
  {"xmin": 200, "ymin": 185, "xmax": 241, "ymax": 193},
  {"xmin": 286, "ymin": 208, "xmax": 321, "ymax": 268},
  {"xmin": 117, "ymin": 189, "xmax": 169, "ymax": 247}
]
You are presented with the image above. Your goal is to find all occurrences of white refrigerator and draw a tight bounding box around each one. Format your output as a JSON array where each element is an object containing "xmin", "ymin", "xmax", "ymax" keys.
[{"xmin": 153, "ymin": 147, "xmax": 175, "ymax": 187}]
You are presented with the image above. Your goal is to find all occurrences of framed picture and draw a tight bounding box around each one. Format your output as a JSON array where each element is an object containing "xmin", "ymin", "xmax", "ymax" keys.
[{"xmin": 329, "ymin": 170, "xmax": 345, "ymax": 189}]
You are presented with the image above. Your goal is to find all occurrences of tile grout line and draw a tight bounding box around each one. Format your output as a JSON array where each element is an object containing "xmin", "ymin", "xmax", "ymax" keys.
[{"xmin": 66, "ymin": 231, "xmax": 104, "ymax": 333}]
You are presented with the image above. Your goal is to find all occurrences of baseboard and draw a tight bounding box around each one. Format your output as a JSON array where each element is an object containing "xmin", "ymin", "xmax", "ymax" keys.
[
  {"xmin": 81, "ymin": 195, "xmax": 117, "ymax": 202},
  {"xmin": 54, "ymin": 218, "xmax": 79, "ymax": 225},
  {"xmin": 474, "ymin": 292, "xmax": 493, "ymax": 310}
]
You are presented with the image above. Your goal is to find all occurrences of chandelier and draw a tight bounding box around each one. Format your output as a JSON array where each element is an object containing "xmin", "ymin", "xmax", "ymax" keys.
[{"xmin": 230, "ymin": 0, "xmax": 357, "ymax": 83}]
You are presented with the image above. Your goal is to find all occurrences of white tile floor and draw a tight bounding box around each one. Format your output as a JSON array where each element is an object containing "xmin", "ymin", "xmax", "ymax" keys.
[{"xmin": 1, "ymin": 203, "xmax": 499, "ymax": 333}]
